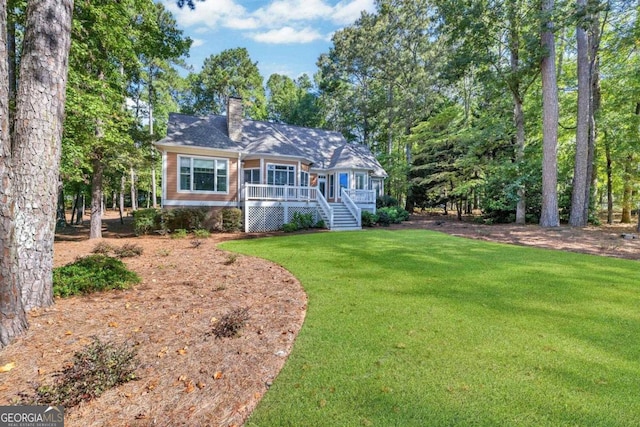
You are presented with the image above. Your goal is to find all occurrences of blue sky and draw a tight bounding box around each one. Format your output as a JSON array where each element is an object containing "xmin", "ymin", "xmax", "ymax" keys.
[{"xmin": 161, "ymin": 0, "xmax": 376, "ymax": 79}]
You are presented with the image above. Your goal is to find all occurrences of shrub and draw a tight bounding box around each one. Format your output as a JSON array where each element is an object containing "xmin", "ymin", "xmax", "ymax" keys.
[
  {"xmin": 113, "ymin": 243, "xmax": 144, "ymax": 258},
  {"xmin": 221, "ymin": 208, "xmax": 243, "ymax": 232},
  {"xmin": 193, "ymin": 229, "xmax": 211, "ymax": 238},
  {"xmin": 91, "ymin": 241, "xmax": 114, "ymax": 255},
  {"xmin": 361, "ymin": 211, "xmax": 378, "ymax": 227},
  {"xmin": 292, "ymin": 212, "xmax": 314, "ymax": 230},
  {"xmin": 376, "ymin": 207, "xmax": 409, "ymax": 226},
  {"xmin": 282, "ymin": 222, "xmax": 299, "ymax": 232},
  {"xmin": 208, "ymin": 307, "xmax": 250, "ymax": 339},
  {"xmin": 315, "ymin": 219, "xmax": 326, "ymax": 229},
  {"xmin": 53, "ymin": 255, "xmax": 140, "ymax": 297},
  {"xmin": 170, "ymin": 229, "xmax": 188, "ymax": 239},
  {"xmin": 132, "ymin": 208, "xmax": 160, "ymax": 235},
  {"xmin": 377, "ymin": 195, "xmax": 398, "ymax": 208},
  {"xmin": 24, "ymin": 337, "xmax": 138, "ymax": 408},
  {"xmin": 160, "ymin": 208, "xmax": 207, "ymax": 232},
  {"xmin": 376, "ymin": 209, "xmax": 392, "ymax": 226}
]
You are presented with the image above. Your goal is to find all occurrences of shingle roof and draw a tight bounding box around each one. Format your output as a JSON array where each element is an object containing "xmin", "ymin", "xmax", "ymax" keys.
[{"xmin": 156, "ymin": 113, "xmax": 387, "ymax": 177}]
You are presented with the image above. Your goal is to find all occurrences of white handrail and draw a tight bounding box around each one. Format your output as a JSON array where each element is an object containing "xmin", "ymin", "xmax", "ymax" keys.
[
  {"xmin": 316, "ymin": 191, "xmax": 333, "ymax": 229},
  {"xmin": 245, "ymin": 184, "xmax": 317, "ymax": 201},
  {"xmin": 342, "ymin": 189, "xmax": 376, "ymax": 204},
  {"xmin": 341, "ymin": 188, "xmax": 361, "ymax": 227}
]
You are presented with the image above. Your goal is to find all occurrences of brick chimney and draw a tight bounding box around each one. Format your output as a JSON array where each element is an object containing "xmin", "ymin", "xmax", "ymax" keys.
[{"xmin": 226, "ymin": 96, "xmax": 243, "ymax": 142}]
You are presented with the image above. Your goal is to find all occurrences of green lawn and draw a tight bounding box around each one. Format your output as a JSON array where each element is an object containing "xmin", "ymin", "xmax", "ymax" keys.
[{"xmin": 220, "ymin": 229, "xmax": 640, "ymax": 427}]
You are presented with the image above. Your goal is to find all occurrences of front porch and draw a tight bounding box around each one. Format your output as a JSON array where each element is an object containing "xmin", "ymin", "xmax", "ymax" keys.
[{"xmin": 242, "ymin": 184, "xmax": 377, "ymax": 232}]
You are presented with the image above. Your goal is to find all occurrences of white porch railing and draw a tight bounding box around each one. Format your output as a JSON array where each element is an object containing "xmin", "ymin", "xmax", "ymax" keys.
[
  {"xmin": 341, "ymin": 188, "xmax": 361, "ymax": 228},
  {"xmin": 342, "ymin": 189, "xmax": 376, "ymax": 204},
  {"xmin": 245, "ymin": 184, "xmax": 318, "ymax": 201},
  {"xmin": 316, "ymin": 191, "xmax": 333, "ymax": 229}
]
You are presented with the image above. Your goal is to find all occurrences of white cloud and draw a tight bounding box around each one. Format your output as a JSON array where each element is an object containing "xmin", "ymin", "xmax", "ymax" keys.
[
  {"xmin": 251, "ymin": 27, "xmax": 323, "ymax": 44},
  {"xmin": 332, "ymin": 0, "xmax": 376, "ymax": 25},
  {"xmin": 191, "ymin": 38, "xmax": 205, "ymax": 48},
  {"xmin": 162, "ymin": 0, "xmax": 248, "ymax": 29},
  {"xmin": 253, "ymin": 0, "xmax": 334, "ymax": 26},
  {"xmin": 164, "ymin": 0, "xmax": 378, "ymax": 46}
]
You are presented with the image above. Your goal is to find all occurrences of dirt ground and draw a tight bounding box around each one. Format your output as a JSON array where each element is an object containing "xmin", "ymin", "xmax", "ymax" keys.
[{"xmin": 0, "ymin": 210, "xmax": 638, "ymax": 427}]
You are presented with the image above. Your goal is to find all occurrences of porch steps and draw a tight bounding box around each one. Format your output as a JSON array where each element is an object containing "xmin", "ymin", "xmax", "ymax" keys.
[{"xmin": 328, "ymin": 203, "xmax": 361, "ymax": 231}]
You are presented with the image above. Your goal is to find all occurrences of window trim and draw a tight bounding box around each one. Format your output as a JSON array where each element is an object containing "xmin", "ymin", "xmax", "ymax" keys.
[
  {"xmin": 177, "ymin": 155, "xmax": 229, "ymax": 194},
  {"xmin": 243, "ymin": 168, "xmax": 261, "ymax": 185},
  {"xmin": 266, "ymin": 163, "xmax": 296, "ymax": 186}
]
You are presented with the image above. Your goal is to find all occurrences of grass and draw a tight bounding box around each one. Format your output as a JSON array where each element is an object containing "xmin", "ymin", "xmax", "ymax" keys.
[{"xmin": 220, "ymin": 229, "xmax": 640, "ymax": 427}]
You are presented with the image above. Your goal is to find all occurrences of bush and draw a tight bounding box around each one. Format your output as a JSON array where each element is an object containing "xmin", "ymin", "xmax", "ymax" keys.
[
  {"xmin": 376, "ymin": 206, "xmax": 409, "ymax": 226},
  {"xmin": 170, "ymin": 228, "xmax": 188, "ymax": 239},
  {"xmin": 282, "ymin": 222, "xmax": 299, "ymax": 232},
  {"xmin": 315, "ymin": 219, "xmax": 326, "ymax": 229},
  {"xmin": 361, "ymin": 211, "xmax": 378, "ymax": 227},
  {"xmin": 377, "ymin": 195, "xmax": 398, "ymax": 208},
  {"xmin": 208, "ymin": 307, "xmax": 250, "ymax": 339},
  {"xmin": 24, "ymin": 337, "xmax": 138, "ymax": 407},
  {"xmin": 91, "ymin": 241, "xmax": 114, "ymax": 255},
  {"xmin": 193, "ymin": 229, "xmax": 211, "ymax": 238},
  {"xmin": 113, "ymin": 243, "xmax": 144, "ymax": 258},
  {"xmin": 221, "ymin": 208, "xmax": 243, "ymax": 232},
  {"xmin": 53, "ymin": 255, "xmax": 140, "ymax": 298},
  {"xmin": 159, "ymin": 208, "xmax": 207, "ymax": 232},
  {"xmin": 292, "ymin": 212, "xmax": 314, "ymax": 230},
  {"xmin": 132, "ymin": 208, "xmax": 160, "ymax": 235}
]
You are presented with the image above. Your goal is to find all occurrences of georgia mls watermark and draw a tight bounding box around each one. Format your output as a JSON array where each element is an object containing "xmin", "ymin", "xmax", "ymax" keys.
[{"xmin": 0, "ymin": 406, "xmax": 64, "ymax": 427}]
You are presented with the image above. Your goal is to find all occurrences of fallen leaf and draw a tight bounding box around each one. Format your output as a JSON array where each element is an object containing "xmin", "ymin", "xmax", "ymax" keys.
[
  {"xmin": 64, "ymin": 331, "xmax": 72, "ymax": 336},
  {"xmin": 157, "ymin": 347, "xmax": 168, "ymax": 358},
  {"xmin": 177, "ymin": 347, "xmax": 187, "ymax": 355},
  {"xmin": 184, "ymin": 381, "xmax": 195, "ymax": 393},
  {"xmin": 213, "ymin": 371, "xmax": 223, "ymax": 380},
  {"xmin": 196, "ymin": 381, "xmax": 206, "ymax": 389},
  {"xmin": 108, "ymin": 321, "xmax": 118, "ymax": 328},
  {"xmin": 0, "ymin": 362, "xmax": 16, "ymax": 373}
]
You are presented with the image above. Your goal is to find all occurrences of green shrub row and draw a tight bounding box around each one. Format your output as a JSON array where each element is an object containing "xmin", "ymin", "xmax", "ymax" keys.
[
  {"xmin": 282, "ymin": 212, "xmax": 326, "ymax": 233},
  {"xmin": 132, "ymin": 207, "xmax": 243, "ymax": 235},
  {"xmin": 361, "ymin": 206, "xmax": 410, "ymax": 227}
]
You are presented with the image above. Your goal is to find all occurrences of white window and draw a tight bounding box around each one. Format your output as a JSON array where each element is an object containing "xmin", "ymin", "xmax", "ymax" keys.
[
  {"xmin": 179, "ymin": 156, "xmax": 228, "ymax": 193},
  {"xmin": 355, "ymin": 172, "xmax": 366, "ymax": 190},
  {"xmin": 267, "ymin": 164, "xmax": 295, "ymax": 186},
  {"xmin": 300, "ymin": 170, "xmax": 309, "ymax": 187},
  {"xmin": 244, "ymin": 168, "xmax": 261, "ymax": 184}
]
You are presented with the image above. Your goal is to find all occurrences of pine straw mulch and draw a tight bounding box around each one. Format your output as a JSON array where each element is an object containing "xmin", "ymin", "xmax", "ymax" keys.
[
  {"xmin": 0, "ymin": 213, "xmax": 306, "ymax": 427},
  {"xmin": 1, "ymin": 211, "xmax": 639, "ymax": 427}
]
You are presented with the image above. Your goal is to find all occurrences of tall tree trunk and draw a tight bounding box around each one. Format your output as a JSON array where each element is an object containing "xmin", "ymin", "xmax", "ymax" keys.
[
  {"xmin": 585, "ymin": 6, "xmax": 602, "ymax": 223},
  {"xmin": 119, "ymin": 175, "xmax": 125, "ymax": 225},
  {"xmin": 149, "ymin": 76, "xmax": 158, "ymax": 209},
  {"xmin": 90, "ymin": 159, "xmax": 104, "ymax": 239},
  {"xmin": 75, "ymin": 193, "xmax": 84, "ymax": 225},
  {"xmin": 569, "ymin": 0, "xmax": 590, "ymax": 227},
  {"xmin": 0, "ymin": 0, "xmax": 28, "ymax": 349},
  {"xmin": 539, "ymin": 0, "xmax": 560, "ymax": 227},
  {"xmin": 56, "ymin": 184, "xmax": 66, "ymax": 227},
  {"xmin": 7, "ymin": 5, "xmax": 16, "ymax": 135},
  {"xmin": 13, "ymin": 0, "xmax": 73, "ymax": 311},
  {"xmin": 605, "ymin": 136, "xmax": 613, "ymax": 224},
  {"xmin": 507, "ymin": 0, "xmax": 527, "ymax": 225},
  {"xmin": 130, "ymin": 167, "xmax": 137, "ymax": 211}
]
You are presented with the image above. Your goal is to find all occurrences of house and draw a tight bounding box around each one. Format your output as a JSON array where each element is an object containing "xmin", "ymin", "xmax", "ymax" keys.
[{"xmin": 154, "ymin": 97, "xmax": 387, "ymax": 232}]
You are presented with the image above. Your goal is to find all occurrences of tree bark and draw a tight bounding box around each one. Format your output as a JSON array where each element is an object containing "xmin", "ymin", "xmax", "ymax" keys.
[
  {"xmin": 12, "ymin": 0, "xmax": 74, "ymax": 311},
  {"xmin": 605, "ymin": 137, "xmax": 613, "ymax": 224},
  {"xmin": 539, "ymin": 0, "xmax": 560, "ymax": 227},
  {"xmin": 569, "ymin": 0, "xmax": 590, "ymax": 227},
  {"xmin": 507, "ymin": 0, "xmax": 527, "ymax": 225},
  {"xmin": 0, "ymin": 0, "xmax": 28, "ymax": 349},
  {"xmin": 621, "ymin": 157, "xmax": 633, "ymax": 223},
  {"xmin": 130, "ymin": 167, "xmax": 137, "ymax": 211},
  {"xmin": 119, "ymin": 175, "xmax": 125, "ymax": 225},
  {"xmin": 90, "ymin": 158, "xmax": 103, "ymax": 239}
]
